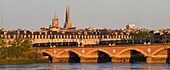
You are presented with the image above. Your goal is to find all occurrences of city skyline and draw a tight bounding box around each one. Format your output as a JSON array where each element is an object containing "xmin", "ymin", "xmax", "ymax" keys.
[{"xmin": 0, "ymin": 0, "xmax": 170, "ymax": 30}]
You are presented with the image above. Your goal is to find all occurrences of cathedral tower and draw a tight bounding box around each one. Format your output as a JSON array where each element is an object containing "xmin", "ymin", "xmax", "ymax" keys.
[
  {"xmin": 64, "ymin": 5, "xmax": 72, "ymax": 28},
  {"xmin": 49, "ymin": 13, "xmax": 60, "ymax": 31},
  {"xmin": 52, "ymin": 13, "xmax": 60, "ymax": 28}
]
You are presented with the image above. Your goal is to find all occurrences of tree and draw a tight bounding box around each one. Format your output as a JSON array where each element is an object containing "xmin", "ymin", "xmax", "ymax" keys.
[
  {"xmin": 132, "ymin": 31, "xmax": 154, "ymax": 42},
  {"xmin": 168, "ymin": 34, "xmax": 170, "ymax": 43},
  {"xmin": 8, "ymin": 36, "xmax": 32, "ymax": 58},
  {"xmin": 163, "ymin": 33, "xmax": 170, "ymax": 43},
  {"xmin": 26, "ymin": 52, "xmax": 43, "ymax": 60},
  {"xmin": 0, "ymin": 37, "xmax": 8, "ymax": 59}
]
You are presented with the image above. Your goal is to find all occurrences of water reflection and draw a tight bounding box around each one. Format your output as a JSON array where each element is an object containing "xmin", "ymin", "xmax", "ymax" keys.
[{"xmin": 0, "ymin": 63, "xmax": 170, "ymax": 70}]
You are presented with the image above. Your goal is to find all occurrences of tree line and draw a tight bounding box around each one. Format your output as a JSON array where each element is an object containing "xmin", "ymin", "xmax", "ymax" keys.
[
  {"xmin": 0, "ymin": 36, "xmax": 43, "ymax": 60},
  {"xmin": 132, "ymin": 31, "xmax": 170, "ymax": 43}
]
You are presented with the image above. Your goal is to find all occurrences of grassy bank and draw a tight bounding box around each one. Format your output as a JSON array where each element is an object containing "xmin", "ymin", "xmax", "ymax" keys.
[{"xmin": 0, "ymin": 58, "xmax": 49, "ymax": 64}]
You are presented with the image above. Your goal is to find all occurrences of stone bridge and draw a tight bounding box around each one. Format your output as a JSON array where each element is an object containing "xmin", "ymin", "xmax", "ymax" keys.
[{"xmin": 32, "ymin": 44, "xmax": 170, "ymax": 64}]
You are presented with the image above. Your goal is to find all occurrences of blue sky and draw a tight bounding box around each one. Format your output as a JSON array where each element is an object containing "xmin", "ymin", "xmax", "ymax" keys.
[{"xmin": 0, "ymin": 0, "xmax": 170, "ymax": 30}]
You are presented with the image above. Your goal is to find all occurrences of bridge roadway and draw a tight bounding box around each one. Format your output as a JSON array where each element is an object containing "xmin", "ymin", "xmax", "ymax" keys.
[{"xmin": 32, "ymin": 44, "xmax": 170, "ymax": 64}]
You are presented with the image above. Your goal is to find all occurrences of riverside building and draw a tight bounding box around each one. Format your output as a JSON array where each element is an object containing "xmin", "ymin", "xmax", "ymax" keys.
[{"xmin": 0, "ymin": 5, "xmax": 148, "ymax": 47}]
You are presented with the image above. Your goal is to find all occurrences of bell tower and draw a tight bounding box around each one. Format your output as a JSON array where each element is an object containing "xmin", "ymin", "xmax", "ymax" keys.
[
  {"xmin": 49, "ymin": 12, "xmax": 60, "ymax": 31},
  {"xmin": 52, "ymin": 13, "xmax": 60, "ymax": 28}
]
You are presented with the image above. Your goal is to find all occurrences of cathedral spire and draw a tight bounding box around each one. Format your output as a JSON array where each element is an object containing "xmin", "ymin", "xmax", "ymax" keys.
[{"xmin": 64, "ymin": 4, "xmax": 72, "ymax": 28}]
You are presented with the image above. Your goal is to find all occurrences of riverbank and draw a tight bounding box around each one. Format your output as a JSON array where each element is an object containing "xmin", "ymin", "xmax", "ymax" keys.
[{"xmin": 0, "ymin": 58, "xmax": 49, "ymax": 64}]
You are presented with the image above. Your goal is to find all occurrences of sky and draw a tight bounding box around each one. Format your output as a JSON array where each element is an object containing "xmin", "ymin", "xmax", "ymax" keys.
[{"xmin": 0, "ymin": 0, "xmax": 170, "ymax": 30}]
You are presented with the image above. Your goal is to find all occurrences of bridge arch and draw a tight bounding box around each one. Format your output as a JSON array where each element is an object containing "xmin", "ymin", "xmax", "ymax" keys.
[
  {"xmin": 56, "ymin": 49, "xmax": 81, "ymax": 63},
  {"xmin": 68, "ymin": 51, "xmax": 80, "ymax": 63},
  {"xmin": 117, "ymin": 48, "xmax": 148, "ymax": 57},
  {"xmin": 85, "ymin": 49, "xmax": 112, "ymax": 63},
  {"xmin": 86, "ymin": 49, "xmax": 113, "ymax": 57},
  {"xmin": 41, "ymin": 51, "xmax": 54, "ymax": 56},
  {"xmin": 42, "ymin": 52, "xmax": 53, "ymax": 63},
  {"xmin": 56, "ymin": 49, "xmax": 82, "ymax": 57}
]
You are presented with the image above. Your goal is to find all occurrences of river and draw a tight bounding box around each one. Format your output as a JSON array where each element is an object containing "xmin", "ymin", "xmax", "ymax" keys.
[{"xmin": 0, "ymin": 63, "xmax": 170, "ymax": 70}]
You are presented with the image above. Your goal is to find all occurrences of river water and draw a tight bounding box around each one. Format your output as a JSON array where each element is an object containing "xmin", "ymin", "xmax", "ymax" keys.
[{"xmin": 0, "ymin": 63, "xmax": 170, "ymax": 70}]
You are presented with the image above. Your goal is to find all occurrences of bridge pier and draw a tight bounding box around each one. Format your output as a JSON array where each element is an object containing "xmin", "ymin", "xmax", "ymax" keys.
[
  {"xmin": 111, "ymin": 57, "xmax": 130, "ymax": 63},
  {"xmin": 52, "ymin": 57, "xmax": 70, "ymax": 63},
  {"xmin": 111, "ymin": 57, "xmax": 168, "ymax": 64},
  {"xmin": 52, "ymin": 57, "xmax": 99, "ymax": 63},
  {"xmin": 51, "ymin": 57, "xmax": 168, "ymax": 64},
  {"xmin": 80, "ymin": 57, "xmax": 98, "ymax": 63},
  {"xmin": 147, "ymin": 57, "xmax": 167, "ymax": 64}
]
